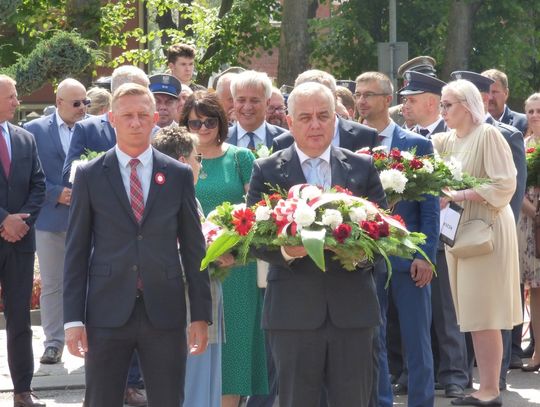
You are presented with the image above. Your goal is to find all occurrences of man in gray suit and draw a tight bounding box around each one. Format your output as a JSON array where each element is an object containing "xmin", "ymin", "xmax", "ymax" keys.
[
  {"xmin": 246, "ymin": 82, "xmax": 385, "ymax": 407},
  {"xmin": 63, "ymin": 83, "xmax": 212, "ymax": 407},
  {"xmin": 227, "ymin": 70, "xmax": 286, "ymax": 149},
  {"xmin": 24, "ymin": 78, "xmax": 88, "ymax": 366}
]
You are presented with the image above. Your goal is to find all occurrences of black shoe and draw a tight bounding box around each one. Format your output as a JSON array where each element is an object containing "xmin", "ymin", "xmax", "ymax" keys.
[
  {"xmin": 451, "ymin": 395, "xmax": 502, "ymax": 406},
  {"xmin": 522, "ymin": 342, "xmax": 535, "ymax": 359},
  {"xmin": 40, "ymin": 346, "xmax": 62, "ymax": 364},
  {"xmin": 392, "ymin": 383, "xmax": 408, "ymax": 395},
  {"xmin": 508, "ymin": 353, "xmax": 523, "ymax": 369},
  {"xmin": 445, "ymin": 384, "xmax": 465, "ymax": 398}
]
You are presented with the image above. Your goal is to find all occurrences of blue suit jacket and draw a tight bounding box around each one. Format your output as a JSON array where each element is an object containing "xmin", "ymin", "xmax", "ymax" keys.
[
  {"xmin": 227, "ymin": 122, "xmax": 285, "ymax": 147},
  {"xmin": 390, "ymin": 125, "xmax": 439, "ymax": 272},
  {"xmin": 24, "ymin": 114, "xmax": 70, "ymax": 232},
  {"xmin": 500, "ymin": 105, "xmax": 528, "ymax": 135},
  {"xmin": 62, "ymin": 114, "xmax": 116, "ymax": 185}
]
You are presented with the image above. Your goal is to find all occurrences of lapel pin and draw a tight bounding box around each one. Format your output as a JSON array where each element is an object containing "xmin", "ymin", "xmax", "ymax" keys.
[{"xmin": 155, "ymin": 172, "xmax": 166, "ymax": 185}]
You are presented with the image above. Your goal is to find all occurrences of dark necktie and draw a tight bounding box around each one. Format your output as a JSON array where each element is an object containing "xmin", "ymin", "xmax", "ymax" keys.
[
  {"xmin": 129, "ymin": 159, "xmax": 144, "ymax": 223},
  {"xmin": 378, "ymin": 134, "xmax": 385, "ymax": 144},
  {"xmin": 246, "ymin": 132, "xmax": 256, "ymax": 150},
  {"xmin": 418, "ymin": 128, "xmax": 430, "ymax": 137},
  {"xmin": 0, "ymin": 127, "xmax": 11, "ymax": 178}
]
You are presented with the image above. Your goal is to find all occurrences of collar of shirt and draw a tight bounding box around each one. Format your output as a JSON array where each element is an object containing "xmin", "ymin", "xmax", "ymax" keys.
[
  {"xmin": 115, "ymin": 145, "xmax": 153, "ymax": 169},
  {"xmin": 55, "ymin": 111, "xmax": 71, "ymax": 131},
  {"xmin": 420, "ymin": 117, "xmax": 444, "ymax": 135},
  {"xmin": 237, "ymin": 122, "xmax": 267, "ymax": 147},
  {"xmin": 379, "ymin": 120, "xmax": 396, "ymax": 149},
  {"xmin": 0, "ymin": 122, "xmax": 8, "ymax": 136},
  {"xmin": 498, "ymin": 105, "xmax": 508, "ymax": 122},
  {"xmin": 115, "ymin": 145, "xmax": 153, "ymax": 203},
  {"xmin": 294, "ymin": 143, "xmax": 332, "ymax": 166},
  {"xmin": 332, "ymin": 115, "xmax": 340, "ymax": 147}
]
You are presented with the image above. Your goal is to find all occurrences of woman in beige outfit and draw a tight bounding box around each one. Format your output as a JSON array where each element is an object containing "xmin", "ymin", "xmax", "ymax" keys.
[{"xmin": 433, "ymin": 80, "xmax": 522, "ymax": 407}]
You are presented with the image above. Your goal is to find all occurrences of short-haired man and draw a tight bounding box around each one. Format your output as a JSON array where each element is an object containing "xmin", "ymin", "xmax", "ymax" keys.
[
  {"xmin": 167, "ymin": 43, "xmax": 206, "ymax": 91},
  {"xmin": 0, "ymin": 74, "xmax": 46, "ymax": 407},
  {"xmin": 266, "ymin": 87, "xmax": 288, "ymax": 129},
  {"xmin": 356, "ymin": 72, "xmax": 439, "ymax": 407},
  {"xmin": 24, "ymin": 78, "xmax": 88, "ymax": 366},
  {"xmin": 272, "ymin": 69, "xmax": 378, "ymax": 152},
  {"xmin": 247, "ymin": 81, "xmax": 386, "ymax": 407},
  {"xmin": 481, "ymin": 69, "xmax": 528, "ymax": 135},
  {"xmin": 149, "ymin": 74, "xmax": 182, "ymax": 128},
  {"xmin": 227, "ymin": 70, "xmax": 286, "ymax": 149},
  {"xmin": 64, "ymin": 83, "xmax": 212, "ymax": 407},
  {"xmin": 215, "ymin": 72, "xmax": 240, "ymax": 124}
]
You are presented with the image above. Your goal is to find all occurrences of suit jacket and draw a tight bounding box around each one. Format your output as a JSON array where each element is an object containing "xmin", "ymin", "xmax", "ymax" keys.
[
  {"xmin": 272, "ymin": 117, "xmax": 378, "ymax": 152},
  {"xmin": 430, "ymin": 119, "xmax": 447, "ymax": 136},
  {"xmin": 390, "ymin": 126, "xmax": 439, "ymax": 272},
  {"xmin": 246, "ymin": 145, "xmax": 386, "ymax": 330},
  {"xmin": 500, "ymin": 105, "xmax": 528, "ymax": 135},
  {"xmin": 0, "ymin": 124, "xmax": 46, "ymax": 251},
  {"xmin": 63, "ymin": 147, "xmax": 212, "ymax": 330},
  {"xmin": 227, "ymin": 122, "xmax": 285, "ymax": 147},
  {"xmin": 486, "ymin": 116, "xmax": 526, "ymax": 222},
  {"xmin": 24, "ymin": 114, "xmax": 70, "ymax": 232},
  {"xmin": 62, "ymin": 114, "xmax": 116, "ymax": 185}
]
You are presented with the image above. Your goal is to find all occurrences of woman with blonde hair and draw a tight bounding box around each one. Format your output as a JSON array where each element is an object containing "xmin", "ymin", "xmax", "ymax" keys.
[
  {"xmin": 86, "ymin": 86, "xmax": 111, "ymax": 115},
  {"xmin": 434, "ymin": 79, "xmax": 522, "ymax": 406}
]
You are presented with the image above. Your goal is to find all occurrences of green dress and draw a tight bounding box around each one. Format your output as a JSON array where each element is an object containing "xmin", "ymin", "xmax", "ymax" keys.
[{"xmin": 195, "ymin": 144, "xmax": 269, "ymax": 396}]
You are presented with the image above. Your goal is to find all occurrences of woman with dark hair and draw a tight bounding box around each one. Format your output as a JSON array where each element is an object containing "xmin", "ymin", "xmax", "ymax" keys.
[{"xmin": 180, "ymin": 91, "xmax": 268, "ymax": 407}]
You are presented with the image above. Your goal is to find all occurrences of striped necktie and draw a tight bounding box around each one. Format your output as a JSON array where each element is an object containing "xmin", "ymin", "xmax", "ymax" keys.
[{"xmin": 0, "ymin": 127, "xmax": 10, "ymax": 178}]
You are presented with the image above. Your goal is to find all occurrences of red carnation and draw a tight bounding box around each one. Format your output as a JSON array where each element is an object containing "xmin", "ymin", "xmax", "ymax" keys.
[
  {"xmin": 268, "ymin": 193, "xmax": 283, "ymax": 202},
  {"xmin": 333, "ymin": 223, "xmax": 352, "ymax": 243},
  {"xmin": 378, "ymin": 221, "xmax": 390, "ymax": 237},
  {"xmin": 390, "ymin": 162, "xmax": 405, "ymax": 171},
  {"xmin": 356, "ymin": 148, "xmax": 371, "ymax": 155},
  {"xmin": 232, "ymin": 207, "xmax": 256, "ymax": 236},
  {"xmin": 392, "ymin": 214, "xmax": 406, "ymax": 226},
  {"xmin": 257, "ymin": 199, "xmax": 267, "ymax": 206},
  {"xmin": 361, "ymin": 220, "xmax": 380, "ymax": 240},
  {"xmin": 527, "ymin": 147, "xmax": 536, "ymax": 154},
  {"xmin": 410, "ymin": 158, "xmax": 423, "ymax": 169},
  {"xmin": 373, "ymin": 152, "xmax": 387, "ymax": 161},
  {"xmin": 334, "ymin": 185, "xmax": 353, "ymax": 195},
  {"xmin": 390, "ymin": 149, "xmax": 402, "ymax": 161}
]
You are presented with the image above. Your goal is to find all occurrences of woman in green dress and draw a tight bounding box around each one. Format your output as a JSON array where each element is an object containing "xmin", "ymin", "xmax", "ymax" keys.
[{"xmin": 180, "ymin": 91, "xmax": 268, "ymax": 407}]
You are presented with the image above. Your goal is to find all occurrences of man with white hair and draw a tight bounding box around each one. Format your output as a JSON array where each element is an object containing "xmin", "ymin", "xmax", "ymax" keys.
[
  {"xmin": 24, "ymin": 78, "xmax": 88, "ymax": 366},
  {"xmin": 246, "ymin": 82, "xmax": 386, "ymax": 407},
  {"xmin": 227, "ymin": 70, "xmax": 286, "ymax": 149},
  {"xmin": 215, "ymin": 71, "xmax": 240, "ymax": 124},
  {"xmin": 62, "ymin": 65, "xmax": 150, "ymax": 185},
  {"xmin": 272, "ymin": 69, "xmax": 378, "ymax": 152}
]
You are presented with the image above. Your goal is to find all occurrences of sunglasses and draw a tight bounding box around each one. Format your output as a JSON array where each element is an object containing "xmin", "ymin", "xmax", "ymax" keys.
[
  {"xmin": 187, "ymin": 118, "xmax": 219, "ymax": 130},
  {"xmin": 72, "ymin": 99, "xmax": 91, "ymax": 108},
  {"xmin": 194, "ymin": 153, "xmax": 203, "ymax": 163}
]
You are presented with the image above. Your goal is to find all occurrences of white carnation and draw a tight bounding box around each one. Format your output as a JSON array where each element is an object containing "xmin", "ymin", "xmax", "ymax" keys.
[
  {"xmin": 301, "ymin": 185, "xmax": 323, "ymax": 201},
  {"xmin": 293, "ymin": 203, "xmax": 316, "ymax": 227},
  {"xmin": 255, "ymin": 205, "xmax": 272, "ymax": 221},
  {"xmin": 379, "ymin": 169, "xmax": 408, "ymax": 194},
  {"xmin": 420, "ymin": 159, "xmax": 434, "ymax": 173},
  {"xmin": 69, "ymin": 159, "xmax": 85, "ymax": 184},
  {"xmin": 349, "ymin": 206, "xmax": 367, "ymax": 223},
  {"xmin": 373, "ymin": 145, "xmax": 388, "ymax": 152},
  {"xmin": 448, "ymin": 157, "xmax": 463, "ymax": 181},
  {"xmin": 321, "ymin": 209, "xmax": 343, "ymax": 229},
  {"xmin": 256, "ymin": 145, "xmax": 270, "ymax": 158},
  {"xmin": 401, "ymin": 151, "xmax": 414, "ymax": 161}
]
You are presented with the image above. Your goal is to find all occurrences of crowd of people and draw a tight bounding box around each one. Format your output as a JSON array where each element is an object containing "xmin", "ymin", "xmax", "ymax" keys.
[{"xmin": 0, "ymin": 41, "xmax": 538, "ymax": 407}]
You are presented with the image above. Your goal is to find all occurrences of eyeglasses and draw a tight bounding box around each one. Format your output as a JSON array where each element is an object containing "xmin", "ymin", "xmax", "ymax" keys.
[
  {"xmin": 194, "ymin": 153, "xmax": 203, "ymax": 163},
  {"xmin": 353, "ymin": 92, "xmax": 389, "ymax": 100},
  {"xmin": 267, "ymin": 106, "xmax": 286, "ymax": 114},
  {"xmin": 187, "ymin": 118, "xmax": 219, "ymax": 130},
  {"xmin": 439, "ymin": 101, "xmax": 460, "ymax": 112},
  {"xmin": 71, "ymin": 99, "xmax": 91, "ymax": 108}
]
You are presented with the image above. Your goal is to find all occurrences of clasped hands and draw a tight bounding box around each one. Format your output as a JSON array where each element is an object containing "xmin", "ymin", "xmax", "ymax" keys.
[{"xmin": 1, "ymin": 213, "xmax": 30, "ymax": 242}]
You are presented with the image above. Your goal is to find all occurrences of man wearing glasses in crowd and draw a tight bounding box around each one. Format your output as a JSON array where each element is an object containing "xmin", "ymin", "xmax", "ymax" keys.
[{"xmin": 266, "ymin": 87, "xmax": 288, "ymax": 129}]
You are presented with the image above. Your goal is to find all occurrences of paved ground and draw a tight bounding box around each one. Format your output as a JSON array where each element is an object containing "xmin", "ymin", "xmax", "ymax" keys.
[{"xmin": 0, "ymin": 326, "xmax": 539, "ymax": 406}]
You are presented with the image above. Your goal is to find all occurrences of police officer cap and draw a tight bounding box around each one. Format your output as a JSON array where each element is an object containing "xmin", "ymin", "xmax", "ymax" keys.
[
  {"xmin": 397, "ymin": 56, "xmax": 437, "ymax": 78},
  {"xmin": 450, "ymin": 71, "xmax": 494, "ymax": 93},
  {"xmin": 399, "ymin": 71, "xmax": 446, "ymax": 96},
  {"xmin": 149, "ymin": 74, "xmax": 182, "ymax": 98}
]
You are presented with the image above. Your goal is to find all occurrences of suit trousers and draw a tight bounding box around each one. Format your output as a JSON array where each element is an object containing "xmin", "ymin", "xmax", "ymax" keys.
[
  {"xmin": 36, "ymin": 230, "xmax": 66, "ymax": 349},
  {"xmin": 0, "ymin": 244, "xmax": 36, "ymax": 393},
  {"xmin": 431, "ymin": 250, "xmax": 468, "ymax": 388},
  {"xmin": 268, "ymin": 317, "xmax": 374, "ymax": 407},
  {"xmin": 84, "ymin": 296, "xmax": 187, "ymax": 407}
]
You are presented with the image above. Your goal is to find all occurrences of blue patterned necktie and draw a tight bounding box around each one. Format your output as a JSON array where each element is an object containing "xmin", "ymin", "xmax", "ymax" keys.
[
  {"xmin": 304, "ymin": 158, "xmax": 329, "ymax": 190},
  {"xmin": 246, "ymin": 132, "xmax": 256, "ymax": 150}
]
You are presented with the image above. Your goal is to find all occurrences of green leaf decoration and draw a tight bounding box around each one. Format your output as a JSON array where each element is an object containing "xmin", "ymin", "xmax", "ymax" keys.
[
  {"xmin": 200, "ymin": 231, "xmax": 241, "ymax": 271},
  {"xmin": 300, "ymin": 228, "xmax": 327, "ymax": 271}
]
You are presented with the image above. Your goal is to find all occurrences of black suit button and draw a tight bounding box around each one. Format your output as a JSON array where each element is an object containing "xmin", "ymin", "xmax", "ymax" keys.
[
  {"xmin": 132, "ymin": 265, "xmax": 138, "ymax": 272},
  {"xmin": 137, "ymin": 235, "xmax": 143, "ymax": 240}
]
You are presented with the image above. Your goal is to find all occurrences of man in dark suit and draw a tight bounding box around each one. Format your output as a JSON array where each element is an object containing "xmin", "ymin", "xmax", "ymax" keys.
[
  {"xmin": 227, "ymin": 70, "xmax": 286, "ymax": 149},
  {"xmin": 482, "ymin": 69, "xmax": 528, "ymax": 135},
  {"xmin": 0, "ymin": 75, "xmax": 46, "ymax": 407},
  {"xmin": 63, "ymin": 83, "xmax": 212, "ymax": 407},
  {"xmin": 272, "ymin": 69, "xmax": 378, "ymax": 152},
  {"xmin": 451, "ymin": 70, "xmax": 528, "ymax": 387},
  {"xmin": 246, "ymin": 82, "xmax": 385, "ymax": 407},
  {"xmin": 357, "ymin": 72, "xmax": 440, "ymax": 407},
  {"xmin": 24, "ymin": 78, "xmax": 88, "ymax": 366}
]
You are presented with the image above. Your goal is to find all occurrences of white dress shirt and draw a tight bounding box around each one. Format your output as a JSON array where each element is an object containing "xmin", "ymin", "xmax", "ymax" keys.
[
  {"xmin": 236, "ymin": 122, "xmax": 267, "ymax": 149},
  {"xmin": 0, "ymin": 122, "xmax": 12, "ymax": 160},
  {"xmin": 55, "ymin": 111, "xmax": 73, "ymax": 155},
  {"xmin": 378, "ymin": 120, "xmax": 397, "ymax": 150}
]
